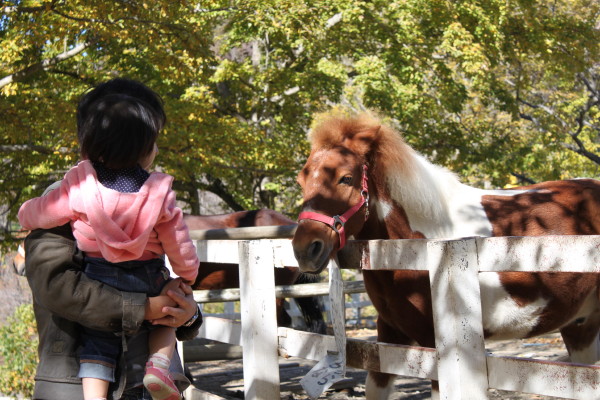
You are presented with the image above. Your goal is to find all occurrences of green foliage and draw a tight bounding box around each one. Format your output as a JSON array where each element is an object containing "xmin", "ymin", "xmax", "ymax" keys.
[
  {"xmin": 1, "ymin": 0, "xmax": 599, "ymax": 244},
  {"xmin": 0, "ymin": 304, "xmax": 38, "ymax": 398}
]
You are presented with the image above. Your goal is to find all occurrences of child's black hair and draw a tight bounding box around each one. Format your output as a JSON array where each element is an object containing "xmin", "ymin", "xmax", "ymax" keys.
[
  {"xmin": 77, "ymin": 78, "xmax": 166, "ymax": 141},
  {"xmin": 78, "ymin": 94, "xmax": 161, "ymax": 169}
]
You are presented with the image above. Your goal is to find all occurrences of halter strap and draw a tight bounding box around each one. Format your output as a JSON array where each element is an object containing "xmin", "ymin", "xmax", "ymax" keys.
[{"xmin": 298, "ymin": 165, "xmax": 369, "ymax": 249}]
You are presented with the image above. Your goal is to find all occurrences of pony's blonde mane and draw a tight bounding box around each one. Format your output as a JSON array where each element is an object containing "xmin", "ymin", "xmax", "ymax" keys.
[
  {"xmin": 309, "ymin": 111, "xmax": 414, "ymax": 170},
  {"xmin": 309, "ymin": 111, "xmax": 461, "ymax": 228}
]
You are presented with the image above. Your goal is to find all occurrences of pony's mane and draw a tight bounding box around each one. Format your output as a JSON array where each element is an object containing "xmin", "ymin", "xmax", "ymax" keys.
[
  {"xmin": 309, "ymin": 112, "xmax": 414, "ymax": 172},
  {"xmin": 310, "ymin": 111, "xmax": 461, "ymax": 227}
]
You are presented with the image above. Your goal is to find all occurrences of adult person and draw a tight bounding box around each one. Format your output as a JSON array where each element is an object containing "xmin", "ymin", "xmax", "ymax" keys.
[{"xmin": 24, "ymin": 78, "xmax": 202, "ymax": 400}]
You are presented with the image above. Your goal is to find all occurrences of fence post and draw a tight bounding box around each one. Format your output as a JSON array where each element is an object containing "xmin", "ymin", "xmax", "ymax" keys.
[
  {"xmin": 428, "ymin": 238, "xmax": 488, "ymax": 400},
  {"xmin": 238, "ymin": 240, "xmax": 280, "ymax": 399}
]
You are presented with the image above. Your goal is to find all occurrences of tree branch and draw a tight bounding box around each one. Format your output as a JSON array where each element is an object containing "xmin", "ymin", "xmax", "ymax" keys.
[
  {"xmin": 51, "ymin": 8, "xmax": 186, "ymax": 31},
  {"xmin": 562, "ymin": 73, "xmax": 600, "ymax": 165},
  {"xmin": 0, "ymin": 144, "xmax": 54, "ymax": 154},
  {"xmin": 511, "ymin": 172, "xmax": 536, "ymax": 185},
  {"xmin": 2, "ymin": 0, "xmax": 58, "ymax": 14},
  {"xmin": 171, "ymin": 176, "xmax": 244, "ymax": 212},
  {"xmin": 205, "ymin": 175, "xmax": 244, "ymax": 211},
  {"xmin": 47, "ymin": 68, "xmax": 96, "ymax": 85},
  {"xmin": 2, "ymin": 5, "xmax": 45, "ymax": 14},
  {"xmin": 517, "ymin": 76, "xmax": 600, "ymax": 167},
  {"xmin": 0, "ymin": 42, "xmax": 89, "ymax": 89},
  {"xmin": 560, "ymin": 142, "xmax": 600, "ymax": 165},
  {"xmin": 0, "ymin": 190, "xmax": 24, "ymax": 219}
]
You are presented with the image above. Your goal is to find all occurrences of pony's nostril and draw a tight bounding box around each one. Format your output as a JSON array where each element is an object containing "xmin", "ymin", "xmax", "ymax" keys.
[{"xmin": 307, "ymin": 240, "xmax": 323, "ymax": 260}]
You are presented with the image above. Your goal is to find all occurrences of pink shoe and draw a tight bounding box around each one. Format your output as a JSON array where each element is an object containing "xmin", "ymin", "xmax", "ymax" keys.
[{"xmin": 143, "ymin": 362, "xmax": 181, "ymax": 400}]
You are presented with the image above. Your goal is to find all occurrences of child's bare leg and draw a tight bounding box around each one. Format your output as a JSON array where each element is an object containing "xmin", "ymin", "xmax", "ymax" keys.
[
  {"xmin": 149, "ymin": 326, "xmax": 176, "ymax": 359},
  {"xmin": 144, "ymin": 327, "xmax": 180, "ymax": 398},
  {"xmin": 82, "ymin": 377, "xmax": 109, "ymax": 400}
]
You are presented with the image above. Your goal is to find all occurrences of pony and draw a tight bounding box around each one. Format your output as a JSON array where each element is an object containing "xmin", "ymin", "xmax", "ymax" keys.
[
  {"xmin": 9, "ymin": 242, "xmax": 26, "ymax": 275},
  {"xmin": 184, "ymin": 210, "xmax": 326, "ymax": 334},
  {"xmin": 7, "ymin": 230, "xmax": 29, "ymax": 275},
  {"xmin": 291, "ymin": 112, "xmax": 600, "ymax": 399}
]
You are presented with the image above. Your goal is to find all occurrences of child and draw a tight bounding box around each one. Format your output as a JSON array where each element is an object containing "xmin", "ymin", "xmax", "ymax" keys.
[{"xmin": 18, "ymin": 84, "xmax": 199, "ymax": 400}]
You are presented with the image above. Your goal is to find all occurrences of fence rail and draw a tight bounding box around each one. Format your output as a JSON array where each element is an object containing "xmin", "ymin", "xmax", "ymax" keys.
[{"xmin": 182, "ymin": 235, "xmax": 600, "ymax": 400}]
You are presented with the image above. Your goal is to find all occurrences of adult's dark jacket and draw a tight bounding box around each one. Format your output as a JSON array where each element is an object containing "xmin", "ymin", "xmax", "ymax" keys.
[{"xmin": 25, "ymin": 224, "xmax": 201, "ymax": 400}]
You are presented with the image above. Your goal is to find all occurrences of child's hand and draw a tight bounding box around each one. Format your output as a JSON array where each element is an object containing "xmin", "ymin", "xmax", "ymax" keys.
[
  {"xmin": 152, "ymin": 280, "xmax": 196, "ymax": 327},
  {"xmin": 162, "ymin": 277, "xmax": 185, "ymax": 297},
  {"xmin": 145, "ymin": 293, "xmax": 176, "ymax": 321},
  {"xmin": 145, "ymin": 278, "xmax": 186, "ymax": 321}
]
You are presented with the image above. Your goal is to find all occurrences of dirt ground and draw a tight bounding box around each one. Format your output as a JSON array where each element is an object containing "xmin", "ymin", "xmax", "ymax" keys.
[{"xmin": 186, "ymin": 329, "xmax": 571, "ymax": 400}]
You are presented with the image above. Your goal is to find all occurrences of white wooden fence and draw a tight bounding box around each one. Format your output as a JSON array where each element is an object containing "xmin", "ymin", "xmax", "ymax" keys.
[{"xmin": 183, "ymin": 235, "xmax": 600, "ymax": 400}]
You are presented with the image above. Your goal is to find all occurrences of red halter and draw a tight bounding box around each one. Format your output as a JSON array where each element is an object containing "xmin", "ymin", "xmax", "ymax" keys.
[{"xmin": 298, "ymin": 165, "xmax": 369, "ymax": 249}]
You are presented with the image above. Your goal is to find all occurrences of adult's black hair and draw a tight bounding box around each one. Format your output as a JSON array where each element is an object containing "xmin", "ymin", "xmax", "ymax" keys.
[
  {"xmin": 79, "ymin": 94, "xmax": 160, "ymax": 169},
  {"xmin": 76, "ymin": 78, "xmax": 166, "ymax": 141}
]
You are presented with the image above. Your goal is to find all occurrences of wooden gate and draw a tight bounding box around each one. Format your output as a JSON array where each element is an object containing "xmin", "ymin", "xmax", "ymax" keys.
[{"xmin": 182, "ymin": 235, "xmax": 600, "ymax": 399}]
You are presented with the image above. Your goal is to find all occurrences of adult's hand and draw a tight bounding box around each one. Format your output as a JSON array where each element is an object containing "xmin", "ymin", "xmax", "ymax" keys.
[
  {"xmin": 145, "ymin": 278, "xmax": 184, "ymax": 321},
  {"xmin": 151, "ymin": 280, "xmax": 197, "ymax": 327}
]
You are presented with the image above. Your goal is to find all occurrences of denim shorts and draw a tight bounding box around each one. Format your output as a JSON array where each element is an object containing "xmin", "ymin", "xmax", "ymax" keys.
[
  {"xmin": 83, "ymin": 256, "xmax": 170, "ymax": 296},
  {"xmin": 78, "ymin": 256, "xmax": 170, "ymax": 382}
]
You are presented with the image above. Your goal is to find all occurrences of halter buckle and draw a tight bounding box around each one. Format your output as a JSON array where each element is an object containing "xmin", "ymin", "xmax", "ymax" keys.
[
  {"xmin": 332, "ymin": 215, "xmax": 345, "ymax": 234},
  {"xmin": 361, "ymin": 190, "xmax": 370, "ymax": 220}
]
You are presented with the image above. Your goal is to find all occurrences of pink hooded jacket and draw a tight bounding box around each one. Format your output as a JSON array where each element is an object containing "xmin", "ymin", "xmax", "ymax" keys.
[{"xmin": 18, "ymin": 160, "xmax": 198, "ymax": 283}]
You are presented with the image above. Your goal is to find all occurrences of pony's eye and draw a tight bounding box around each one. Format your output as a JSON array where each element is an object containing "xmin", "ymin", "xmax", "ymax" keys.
[{"xmin": 338, "ymin": 176, "xmax": 353, "ymax": 185}]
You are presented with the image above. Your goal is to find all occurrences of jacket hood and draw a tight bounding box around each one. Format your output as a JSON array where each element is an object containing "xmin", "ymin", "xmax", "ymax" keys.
[{"xmin": 74, "ymin": 160, "xmax": 174, "ymax": 262}]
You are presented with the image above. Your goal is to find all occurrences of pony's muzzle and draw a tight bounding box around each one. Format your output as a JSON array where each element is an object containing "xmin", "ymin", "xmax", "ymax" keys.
[{"xmin": 292, "ymin": 234, "xmax": 330, "ymax": 274}]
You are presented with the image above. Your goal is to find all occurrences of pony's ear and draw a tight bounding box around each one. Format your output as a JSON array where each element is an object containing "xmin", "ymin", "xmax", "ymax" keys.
[
  {"xmin": 345, "ymin": 124, "xmax": 381, "ymax": 157},
  {"xmin": 359, "ymin": 124, "xmax": 382, "ymax": 143}
]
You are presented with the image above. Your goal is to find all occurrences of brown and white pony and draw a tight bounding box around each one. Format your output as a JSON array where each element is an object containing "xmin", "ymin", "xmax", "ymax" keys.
[
  {"xmin": 7, "ymin": 229, "xmax": 29, "ymax": 275},
  {"xmin": 9, "ymin": 242, "xmax": 26, "ymax": 275},
  {"xmin": 185, "ymin": 210, "xmax": 326, "ymax": 334},
  {"xmin": 291, "ymin": 112, "xmax": 600, "ymax": 399}
]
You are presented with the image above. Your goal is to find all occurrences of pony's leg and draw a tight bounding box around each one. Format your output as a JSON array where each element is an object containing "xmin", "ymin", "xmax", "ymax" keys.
[
  {"xmin": 560, "ymin": 311, "xmax": 600, "ymax": 365},
  {"xmin": 365, "ymin": 319, "xmax": 411, "ymax": 400},
  {"xmin": 275, "ymin": 298, "xmax": 292, "ymax": 327},
  {"xmin": 273, "ymin": 268, "xmax": 298, "ymax": 328},
  {"xmin": 365, "ymin": 371, "xmax": 395, "ymax": 400}
]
